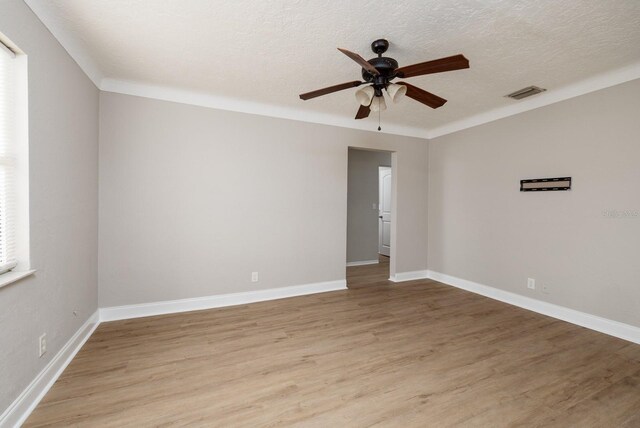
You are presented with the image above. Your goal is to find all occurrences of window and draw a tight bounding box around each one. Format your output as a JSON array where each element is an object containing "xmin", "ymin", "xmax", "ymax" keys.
[
  {"xmin": 0, "ymin": 34, "xmax": 30, "ymax": 285},
  {"xmin": 0, "ymin": 40, "xmax": 17, "ymax": 274}
]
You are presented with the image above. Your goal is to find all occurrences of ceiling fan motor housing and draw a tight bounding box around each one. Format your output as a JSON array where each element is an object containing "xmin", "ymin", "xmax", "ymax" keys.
[
  {"xmin": 362, "ymin": 38, "xmax": 397, "ymax": 93},
  {"xmin": 361, "ymin": 57, "xmax": 399, "ymax": 86}
]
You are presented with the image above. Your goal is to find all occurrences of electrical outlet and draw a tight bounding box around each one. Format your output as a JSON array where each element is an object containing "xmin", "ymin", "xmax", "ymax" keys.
[
  {"xmin": 527, "ymin": 278, "xmax": 536, "ymax": 290},
  {"xmin": 39, "ymin": 334, "xmax": 47, "ymax": 357},
  {"xmin": 251, "ymin": 272, "xmax": 259, "ymax": 282},
  {"xmin": 542, "ymin": 284, "xmax": 550, "ymax": 294}
]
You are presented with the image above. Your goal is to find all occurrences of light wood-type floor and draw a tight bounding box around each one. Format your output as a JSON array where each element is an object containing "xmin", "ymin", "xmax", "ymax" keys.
[{"xmin": 26, "ymin": 257, "xmax": 640, "ymax": 427}]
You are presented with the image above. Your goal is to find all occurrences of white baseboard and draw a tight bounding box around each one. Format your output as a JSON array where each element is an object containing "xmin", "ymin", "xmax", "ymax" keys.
[
  {"xmin": 0, "ymin": 311, "xmax": 100, "ymax": 428},
  {"xmin": 346, "ymin": 260, "xmax": 379, "ymax": 267},
  {"xmin": 1, "ymin": 280, "xmax": 348, "ymax": 425},
  {"xmin": 427, "ymin": 270, "xmax": 640, "ymax": 345},
  {"xmin": 5, "ymin": 273, "xmax": 638, "ymax": 426},
  {"xmin": 389, "ymin": 270, "xmax": 429, "ymax": 283},
  {"xmin": 100, "ymin": 279, "xmax": 348, "ymax": 322}
]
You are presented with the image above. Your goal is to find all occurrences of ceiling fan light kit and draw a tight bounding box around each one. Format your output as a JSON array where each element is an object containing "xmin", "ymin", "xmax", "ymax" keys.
[
  {"xmin": 370, "ymin": 96, "xmax": 387, "ymax": 112},
  {"xmin": 299, "ymin": 39, "xmax": 470, "ymax": 127},
  {"xmin": 356, "ymin": 85, "xmax": 375, "ymax": 106},
  {"xmin": 386, "ymin": 83, "xmax": 407, "ymax": 103}
]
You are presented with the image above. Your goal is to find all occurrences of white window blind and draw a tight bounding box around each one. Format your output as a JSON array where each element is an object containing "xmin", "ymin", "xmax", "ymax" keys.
[{"xmin": 0, "ymin": 42, "xmax": 17, "ymax": 275}]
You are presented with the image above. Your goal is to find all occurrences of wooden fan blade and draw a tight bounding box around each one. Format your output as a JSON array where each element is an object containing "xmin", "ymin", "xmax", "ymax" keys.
[
  {"xmin": 337, "ymin": 48, "xmax": 380, "ymax": 76},
  {"xmin": 398, "ymin": 82, "xmax": 447, "ymax": 109},
  {"xmin": 299, "ymin": 81, "xmax": 363, "ymax": 100},
  {"xmin": 355, "ymin": 103, "xmax": 371, "ymax": 119},
  {"xmin": 394, "ymin": 54, "xmax": 469, "ymax": 79}
]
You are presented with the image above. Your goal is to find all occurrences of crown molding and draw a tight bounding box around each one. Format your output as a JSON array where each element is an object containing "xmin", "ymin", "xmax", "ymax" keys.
[
  {"xmin": 427, "ymin": 61, "xmax": 640, "ymax": 139},
  {"xmin": 24, "ymin": 0, "xmax": 104, "ymax": 88},
  {"xmin": 23, "ymin": 0, "xmax": 640, "ymax": 140},
  {"xmin": 100, "ymin": 78, "xmax": 430, "ymax": 140},
  {"xmin": 101, "ymin": 61, "xmax": 640, "ymax": 141}
]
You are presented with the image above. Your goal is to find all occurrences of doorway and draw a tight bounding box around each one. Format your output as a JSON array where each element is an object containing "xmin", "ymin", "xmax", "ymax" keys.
[{"xmin": 346, "ymin": 147, "xmax": 393, "ymax": 286}]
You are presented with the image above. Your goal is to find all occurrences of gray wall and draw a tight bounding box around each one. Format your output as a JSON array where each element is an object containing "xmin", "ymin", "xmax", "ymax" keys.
[
  {"xmin": 428, "ymin": 78, "xmax": 640, "ymax": 327},
  {"xmin": 98, "ymin": 92, "xmax": 428, "ymax": 307},
  {"xmin": 347, "ymin": 148, "xmax": 391, "ymax": 263},
  {"xmin": 0, "ymin": 0, "xmax": 99, "ymax": 414}
]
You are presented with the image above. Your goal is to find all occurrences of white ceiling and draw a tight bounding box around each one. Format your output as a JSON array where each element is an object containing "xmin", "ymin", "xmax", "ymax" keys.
[{"xmin": 25, "ymin": 0, "xmax": 640, "ymax": 138}]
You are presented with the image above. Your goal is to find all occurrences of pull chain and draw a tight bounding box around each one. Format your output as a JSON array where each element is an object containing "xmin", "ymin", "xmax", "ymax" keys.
[{"xmin": 378, "ymin": 108, "xmax": 381, "ymax": 131}]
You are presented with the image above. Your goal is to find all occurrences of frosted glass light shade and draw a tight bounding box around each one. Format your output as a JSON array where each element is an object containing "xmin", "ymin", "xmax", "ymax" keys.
[
  {"xmin": 387, "ymin": 83, "xmax": 407, "ymax": 103},
  {"xmin": 355, "ymin": 86, "xmax": 375, "ymax": 106},
  {"xmin": 370, "ymin": 95, "xmax": 387, "ymax": 112}
]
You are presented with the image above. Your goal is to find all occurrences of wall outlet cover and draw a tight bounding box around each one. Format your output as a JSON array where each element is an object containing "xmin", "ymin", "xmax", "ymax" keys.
[{"xmin": 38, "ymin": 333, "xmax": 47, "ymax": 357}]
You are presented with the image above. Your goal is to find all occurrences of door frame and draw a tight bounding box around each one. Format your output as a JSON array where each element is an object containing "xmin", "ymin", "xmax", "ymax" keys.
[{"xmin": 345, "ymin": 147, "xmax": 398, "ymax": 280}]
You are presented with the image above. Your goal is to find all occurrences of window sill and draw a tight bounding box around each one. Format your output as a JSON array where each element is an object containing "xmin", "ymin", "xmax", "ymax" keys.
[{"xmin": 0, "ymin": 269, "xmax": 36, "ymax": 289}]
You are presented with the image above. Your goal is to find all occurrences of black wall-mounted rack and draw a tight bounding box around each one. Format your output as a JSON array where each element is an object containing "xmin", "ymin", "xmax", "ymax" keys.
[{"xmin": 520, "ymin": 177, "xmax": 571, "ymax": 192}]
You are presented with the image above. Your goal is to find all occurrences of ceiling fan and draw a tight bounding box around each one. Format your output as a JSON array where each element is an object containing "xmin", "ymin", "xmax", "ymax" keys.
[{"xmin": 299, "ymin": 39, "xmax": 469, "ymax": 122}]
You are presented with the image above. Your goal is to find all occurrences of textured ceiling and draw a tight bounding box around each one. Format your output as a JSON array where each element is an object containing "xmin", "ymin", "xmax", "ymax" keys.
[{"xmin": 25, "ymin": 0, "xmax": 640, "ymax": 136}]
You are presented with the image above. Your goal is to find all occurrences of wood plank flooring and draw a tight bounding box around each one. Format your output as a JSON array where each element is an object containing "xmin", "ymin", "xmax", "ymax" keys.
[{"xmin": 26, "ymin": 258, "xmax": 640, "ymax": 427}]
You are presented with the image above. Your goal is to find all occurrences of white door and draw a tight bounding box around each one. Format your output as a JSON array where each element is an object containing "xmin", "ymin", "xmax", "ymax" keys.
[{"xmin": 378, "ymin": 167, "xmax": 392, "ymax": 257}]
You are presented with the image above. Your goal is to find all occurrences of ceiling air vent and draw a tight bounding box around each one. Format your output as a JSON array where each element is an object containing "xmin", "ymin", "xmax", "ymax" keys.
[{"xmin": 506, "ymin": 86, "xmax": 546, "ymax": 100}]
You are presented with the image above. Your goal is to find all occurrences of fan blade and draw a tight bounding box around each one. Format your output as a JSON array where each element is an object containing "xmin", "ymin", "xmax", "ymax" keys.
[
  {"xmin": 355, "ymin": 103, "xmax": 371, "ymax": 120},
  {"xmin": 394, "ymin": 54, "xmax": 469, "ymax": 79},
  {"xmin": 337, "ymin": 48, "xmax": 380, "ymax": 76},
  {"xmin": 299, "ymin": 81, "xmax": 363, "ymax": 100},
  {"xmin": 398, "ymin": 82, "xmax": 447, "ymax": 109}
]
